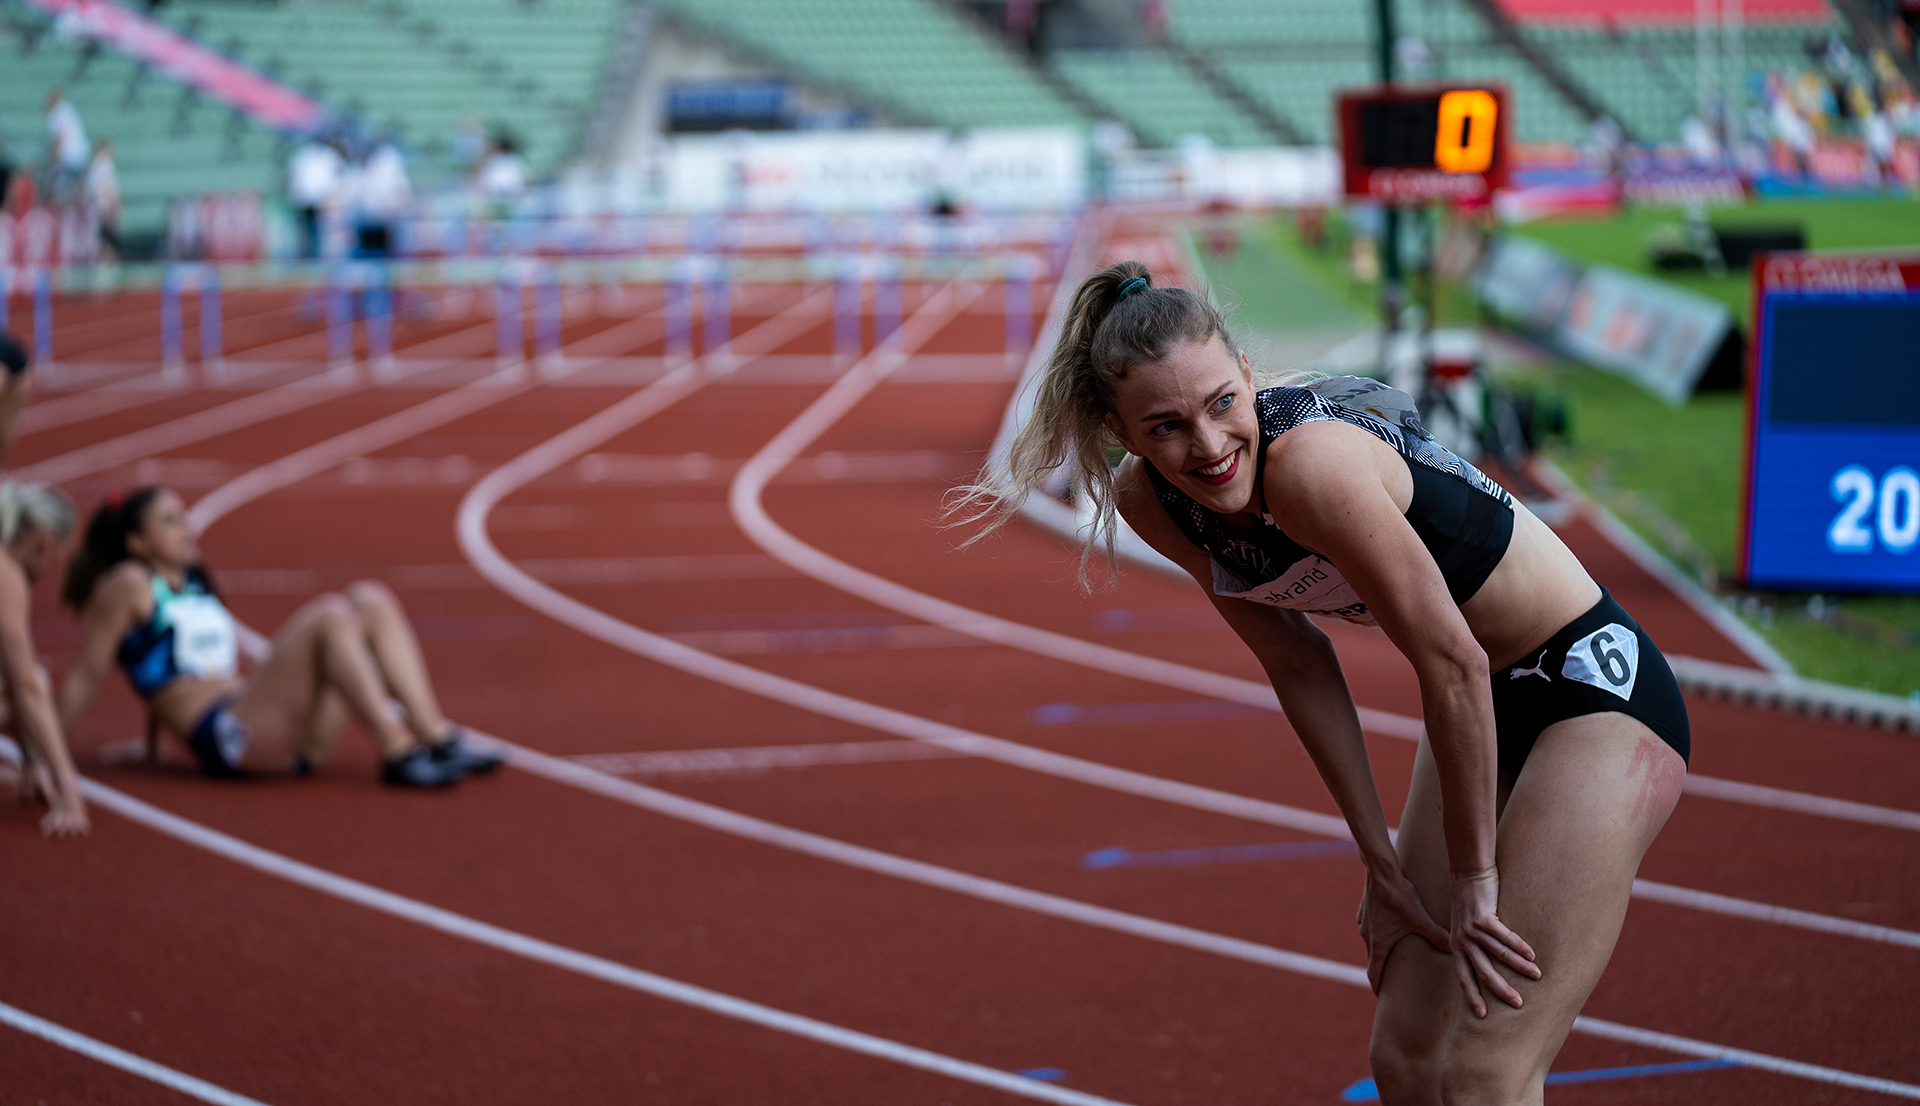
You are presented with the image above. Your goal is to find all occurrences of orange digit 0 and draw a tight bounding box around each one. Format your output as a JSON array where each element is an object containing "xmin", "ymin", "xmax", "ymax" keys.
[{"xmin": 1434, "ymin": 89, "xmax": 1498, "ymax": 173}]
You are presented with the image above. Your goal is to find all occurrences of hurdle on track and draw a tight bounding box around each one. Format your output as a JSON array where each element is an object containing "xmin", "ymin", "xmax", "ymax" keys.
[
  {"xmin": 664, "ymin": 260, "xmax": 693, "ymax": 363},
  {"xmin": 199, "ymin": 266, "xmax": 223, "ymax": 380},
  {"xmin": 495, "ymin": 273, "xmax": 524, "ymax": 373},
  {"xmin": 327, "ymin": 266, "xmax": 354, "ymax": 373},
  {"xmin": 834, "ymin": 259, "xmax": 861, "ymax": 364},
  {"xmin": 703, "ymin": 258, "xmax": 730, "ymax": 357},
  {"xmin": 364, "ymin": 264, "xmax": 395, "ymax": 380},
  {"xmin": 535, "ymin": 263, "xmax": 563, "ymax": 377},
  {"xmin": 33, "ymin": 269, "xmax": 52, "ymax": 375},
  {"xmin": 875, "ymin": 256, "xmax": 901, "ymax": 350},
  {"xmin": 1005, "ymin": 255, "xmax": 1033, "ymax": 366}
]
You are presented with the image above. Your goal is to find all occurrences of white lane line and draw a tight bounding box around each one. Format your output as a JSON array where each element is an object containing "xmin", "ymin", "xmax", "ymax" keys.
[
  {"xmin": 456, "ymin": 295, "xmax": 1355, "ymax": 841},
  {"xmin": 1683, "ymin": 774, "xmax": 1920, "ymax": 833},
  {"xmin": 186, "ymin": 370, "xmax": 533, "ymax": 532},
  {"xmin": 1629, "ymin": 880, "xmax": 1920, "ymax": 950},
  {"xmin": 478, "ymin": 733, "xmax": 1920, "ymax": 1101},
  {"xmin": 13, "ymin": 381, "xmax": 357, "ymax": 486},
  {"xmin": 0, "ymin": 999, "xmax": 273, "ymax": 1106},
  {"xmin": 572, "ymin": 740, "xmax": 967, "ymax": 778},
  {"xmin": 74, "ymin": 778, "xmax": 1138, "ymax": 1106}
]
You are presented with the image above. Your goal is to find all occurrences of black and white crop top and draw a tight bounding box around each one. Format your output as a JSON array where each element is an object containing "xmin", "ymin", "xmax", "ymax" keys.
[{"xmin": 1146, "ymin": 376, "xmax": 1515, "ymax": 625}]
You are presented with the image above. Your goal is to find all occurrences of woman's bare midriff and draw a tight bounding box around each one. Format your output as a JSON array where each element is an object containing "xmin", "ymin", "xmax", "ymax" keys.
[{"xmin": 152, "ymin": 675, "xmax": 243, "ymax": 739}]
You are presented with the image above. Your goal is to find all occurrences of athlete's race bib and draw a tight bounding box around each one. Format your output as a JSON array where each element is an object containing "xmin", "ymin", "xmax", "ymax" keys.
[
  {"xmin": 1561, "ymin": 622, "xmax": 1639, "ymax": 701},
  {"xmin": 169, "ymin": 594, "xmax": 238, "ymax": 680},
  {"xmin": 1213, "ymin": 555, "xmax": 1376, "ymax": 626}
]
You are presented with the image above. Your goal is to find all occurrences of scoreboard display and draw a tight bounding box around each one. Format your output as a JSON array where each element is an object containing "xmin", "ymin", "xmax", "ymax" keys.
[
  {"xmin": 1741, "ymin": 253, "xmax": 1920, "ymax": 592},
  {"xmin": 1336, "ymin": 84, "xmax": 1510, "ymax": 201}
]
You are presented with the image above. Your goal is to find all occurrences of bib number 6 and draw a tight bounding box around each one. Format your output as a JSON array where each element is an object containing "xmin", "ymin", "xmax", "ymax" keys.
[{"xmin": 1562, "ymin": 623, "xmax": 1640, "ymax": 701}]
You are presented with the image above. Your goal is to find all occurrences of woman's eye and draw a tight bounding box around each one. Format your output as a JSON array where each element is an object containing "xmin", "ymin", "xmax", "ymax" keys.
[
  {"xmin": 1151, "ymin": 421, "xmax": 1179, "ymax": 437},
  {"xmin": 1212, "ymin": 394, "xmax": 1234, "ymax": 413}
]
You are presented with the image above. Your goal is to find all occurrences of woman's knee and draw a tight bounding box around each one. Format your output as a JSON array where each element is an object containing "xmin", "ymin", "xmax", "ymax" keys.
[
  {"xmin": 344, "ymin": 579, "xmax": 401, "ymax": 622},
  {"xmin": 1436, "ymin": 1041, "xmax": 1541, "ymax": 1106},
  {"xmin": 1369, "ymin": 1033, "xmax": 1441, "ymax": 1105},
  {"xmin": 306, "ymin": 593, "xmax": 362, "ymax": 637}
]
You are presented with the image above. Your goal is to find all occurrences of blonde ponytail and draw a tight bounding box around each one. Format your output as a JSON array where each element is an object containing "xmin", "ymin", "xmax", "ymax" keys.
[{"xmin": 947, "ymin": 261, "xmax": 1233, "ymax": 589}]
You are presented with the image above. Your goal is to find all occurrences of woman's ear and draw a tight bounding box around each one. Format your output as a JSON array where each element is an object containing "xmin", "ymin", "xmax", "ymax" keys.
[
  {"xmin": 1102, "ymin": 413, "xmax": 1141, "ymax": 457},
  {"xmin": 1238, "ymin": 349, "xmax": 1253, "ymax": 380}
]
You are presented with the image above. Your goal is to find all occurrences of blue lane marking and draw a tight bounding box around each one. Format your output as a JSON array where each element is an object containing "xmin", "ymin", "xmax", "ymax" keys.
[
  {"xmin": 1032, "ymin": 700, "xmax": 1272, "ymax": 726},
  {"xmin": 1017, "ymin": 1068, "xmax": 1068, "ymax": 1083},
  {"xmin": 1084, "ymin": 840, "xmax": 1359, "ymax": 870},
  {"xmin": 1339, "ymin": 1058, "xmax": 1742, "ymax": 1100}
]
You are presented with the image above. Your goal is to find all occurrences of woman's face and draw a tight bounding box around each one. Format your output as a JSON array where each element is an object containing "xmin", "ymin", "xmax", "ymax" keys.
[
  {"xmin": 1104, "ymin": 335, "xmax": 1261, "ymax": 516},
  {"xmin": 126, "ymin": 489, "xmax": 197, "ymax": 570},
  {"xmin": 10, "ymin": 528, "xmax": 67, "ymax": 584}
]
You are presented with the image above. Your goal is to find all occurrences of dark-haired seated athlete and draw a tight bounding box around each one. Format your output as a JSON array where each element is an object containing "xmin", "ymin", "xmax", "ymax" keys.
[
  {"xmin": 58, "ymin": 487, "xmax": 500, "ymax": 787},
  {"xmin": 958, "ymin": 263, "xmax": 1689, "ymax": 1105}
]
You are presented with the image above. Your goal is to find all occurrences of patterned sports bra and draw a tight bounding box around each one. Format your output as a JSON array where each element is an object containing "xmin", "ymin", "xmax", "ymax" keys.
[
  {"xmin": 1146, "ymin": 376, "xmax": 1515, "ymax": 626},
  {"xmin": 117, "ymin": 567, "xmax": 239, "ymax": 698}
]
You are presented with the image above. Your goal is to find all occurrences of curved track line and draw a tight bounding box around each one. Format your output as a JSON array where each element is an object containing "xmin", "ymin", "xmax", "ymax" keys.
[
  {"xmin": 723, "ymin": 326, "xmax": 1920, "ymax": 946},
  {"xmin": 72, "ymin": 778, "xmax": 1137, "ymax": 1106},
  {"xmin": 458, "ymin": 289, "xmax": 1353, "ymax": 839},
  {"xmin": 0, "ymin": 999, "xmax": 274, "ymax": 1106}
]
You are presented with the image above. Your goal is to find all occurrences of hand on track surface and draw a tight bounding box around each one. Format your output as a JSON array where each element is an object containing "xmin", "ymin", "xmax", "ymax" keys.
[
  {"xmin": 1450, "ymin": 866, "xmax": 1538, "ymax": 1017},
  {"xmin": 1357, "ymin": 865, "xmax": 1451, "ymax": 994}
]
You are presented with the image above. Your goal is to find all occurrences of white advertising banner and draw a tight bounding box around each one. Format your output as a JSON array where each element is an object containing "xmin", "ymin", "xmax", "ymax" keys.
[
  {"xmin": 657, "ymin": 128, "xmax": 1085, "ymax": 213},
  {"xmin": 1555, "ymin": 265, "xmax": 1733, "ymax": 405}
]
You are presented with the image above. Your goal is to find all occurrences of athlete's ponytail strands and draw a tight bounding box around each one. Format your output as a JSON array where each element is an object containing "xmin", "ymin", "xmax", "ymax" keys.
[{"xmin": 947, "ymin": 261, "xmax": 1233, "ymax": 589}]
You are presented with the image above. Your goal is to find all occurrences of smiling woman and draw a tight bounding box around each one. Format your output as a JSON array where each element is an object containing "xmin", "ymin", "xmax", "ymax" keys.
[{"xmin": 955, "ymin": 261, "xmax": 1697, "ymax": 1106}]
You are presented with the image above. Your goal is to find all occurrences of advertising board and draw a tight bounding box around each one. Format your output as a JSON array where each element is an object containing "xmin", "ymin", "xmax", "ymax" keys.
[{"xmin": 1741, "ymin": 253, "xmax": 1920, "ymax": 592}]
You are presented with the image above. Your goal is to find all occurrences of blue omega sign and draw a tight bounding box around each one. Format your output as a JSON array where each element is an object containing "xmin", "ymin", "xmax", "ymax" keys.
[{"xmin": 1741, "ymin": 254, "xmax": 1920, "ymax": 592}]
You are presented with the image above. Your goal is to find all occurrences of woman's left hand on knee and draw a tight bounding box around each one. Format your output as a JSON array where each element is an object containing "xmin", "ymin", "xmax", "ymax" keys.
[{"xmin": 1450, "ymin": 866, "xmax": 1540, "ymax": 1017}]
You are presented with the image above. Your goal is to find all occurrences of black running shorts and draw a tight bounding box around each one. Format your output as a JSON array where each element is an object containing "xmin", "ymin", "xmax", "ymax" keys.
[{"xmin": 1488, "ymin": 589, "xmax": 1691, "ymax": 778}]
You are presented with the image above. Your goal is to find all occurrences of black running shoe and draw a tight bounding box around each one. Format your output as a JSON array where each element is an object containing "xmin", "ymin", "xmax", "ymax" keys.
[
  {"xmin": 429, "ymin": 728, "xmax": 504, "ymax": 776},
  {"xmin": 381, "ymin": 746, "xmax": 463, "ymax": 787}
]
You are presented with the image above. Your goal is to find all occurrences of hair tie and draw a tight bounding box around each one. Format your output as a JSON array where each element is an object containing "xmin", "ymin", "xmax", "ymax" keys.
[
  {"xmin": 105, "ymin": 487, "xmax": 127, "ymax": 511},
  {"xmin": 1116, "ymin": 276, "xmax": 1149, "ymax": 299}
]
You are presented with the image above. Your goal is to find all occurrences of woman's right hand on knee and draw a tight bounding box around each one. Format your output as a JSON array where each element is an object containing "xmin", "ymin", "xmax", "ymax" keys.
[
  {"xmin": 1358, "ymin": 864, "xmax": 1451, "ymax": 994},
  {"xmin": 1449, "ymin": 866, "xmax": 1539, "ymax": 1017}
]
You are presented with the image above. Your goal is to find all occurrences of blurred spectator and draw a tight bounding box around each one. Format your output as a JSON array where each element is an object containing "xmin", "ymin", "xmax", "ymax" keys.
[
  {"xmin": 287, "ymin": 135, "xmax": 344, "ymax": 259},
  {"xmin": 1141, "ymin": 0, "xmax": 1170, "ymax": 44},
  {"xmin": 1680, "ymin": 115, "xmax": 1720, "ymax": 164},
  {"xmin": 475, "ymin": 135, "xmax": 529, "ymax": 203},
  {"xmin": 353, "ymin": 139, "xmax": 411, "ymax": 258},
  {"xmin": 42, "ymin": 88, "xmax": 91, "ymax": 206},
  {"xmin": 85, "ymin": 140, "xmax": 121, "ymax": 261},
  {"xmin": 0, "ymin": 138, "xmax": 14, "ymax": 214}
]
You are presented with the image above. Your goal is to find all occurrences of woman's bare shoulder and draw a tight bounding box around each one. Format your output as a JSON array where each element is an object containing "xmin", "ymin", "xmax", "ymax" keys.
[{"xmin": 91, "ymin": 562, "xmax": 153, "ymax": 610}]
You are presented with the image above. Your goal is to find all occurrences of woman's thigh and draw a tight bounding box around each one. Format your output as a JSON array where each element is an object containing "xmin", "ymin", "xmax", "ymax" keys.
[
  {"xmin": 1440, "ymin": 712, "xmax": 1685, "ymax": 1099},
  {"xmin": 230, "ymin": 597, "xmax": 343, "ymax": 768}
]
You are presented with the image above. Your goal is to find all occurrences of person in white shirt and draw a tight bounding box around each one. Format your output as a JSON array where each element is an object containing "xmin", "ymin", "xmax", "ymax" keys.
[
  {"xmin": 42, "ymin": 88, "xmax": 90, "ymax": 206},
  {"xmin": 353, "ymin": 140, "xmax": 411, "ymax": 258},
  {"xmin": 287, "ymin": 136, "xmax": 345, "ymax": 259},
  {"xmin": 84, "ymin": 140, "xmax": 121, "ymax": 260}
]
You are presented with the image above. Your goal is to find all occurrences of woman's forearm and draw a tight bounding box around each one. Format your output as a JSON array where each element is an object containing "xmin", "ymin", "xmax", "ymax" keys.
[
  {"xmin": 14, "ymin": 682, "xmax": 83, "ymax": 812},
  {"xmin": 1416, "ymin": 661, "xmax": 1500, "ymax": 875},
  {"xmin": 56, "ymin": 668, "xmax": 101, "ymax": 735},
  {"xmin": 1270, "ymin": 650, "xmax": 1399, "ymax": 872}
]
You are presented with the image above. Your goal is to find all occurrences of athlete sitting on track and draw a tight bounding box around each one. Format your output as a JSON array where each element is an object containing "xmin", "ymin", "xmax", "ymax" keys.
[
  {"xmin": 958, "ymin": 263, "xmax": 1690, "ymax": 1105},
  {"xmin": 0, "ymin": 481, "xmax": 88, "ymax": 835},
  {"xmin": 58, "ymin": 487, "xmax": 501, "ymax": 788}
]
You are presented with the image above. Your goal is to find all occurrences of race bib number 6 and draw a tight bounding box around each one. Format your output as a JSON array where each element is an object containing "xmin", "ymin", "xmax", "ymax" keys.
[{"xmin": 1561, "ymin": 623, "xmax": 1639, "ymax": 701}]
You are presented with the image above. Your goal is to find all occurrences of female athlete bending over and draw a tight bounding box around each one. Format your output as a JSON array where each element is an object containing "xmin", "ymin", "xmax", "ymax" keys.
[
  {"xmin": 59, "ymin": 487, "xmax": 500, "ymax": 787},
  {"xmin": 0, "ymin": 482, "xmax": 87, "ymax": 833},
  {"xmin": 962, "ymin": 264, "xmax": 1689, "ymax": 1104}
]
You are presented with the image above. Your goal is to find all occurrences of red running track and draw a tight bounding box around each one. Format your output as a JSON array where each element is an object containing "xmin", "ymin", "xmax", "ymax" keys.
[{"xmin": 2, "ymin": 262, "xmax": 1916, "ymax": 1105}]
